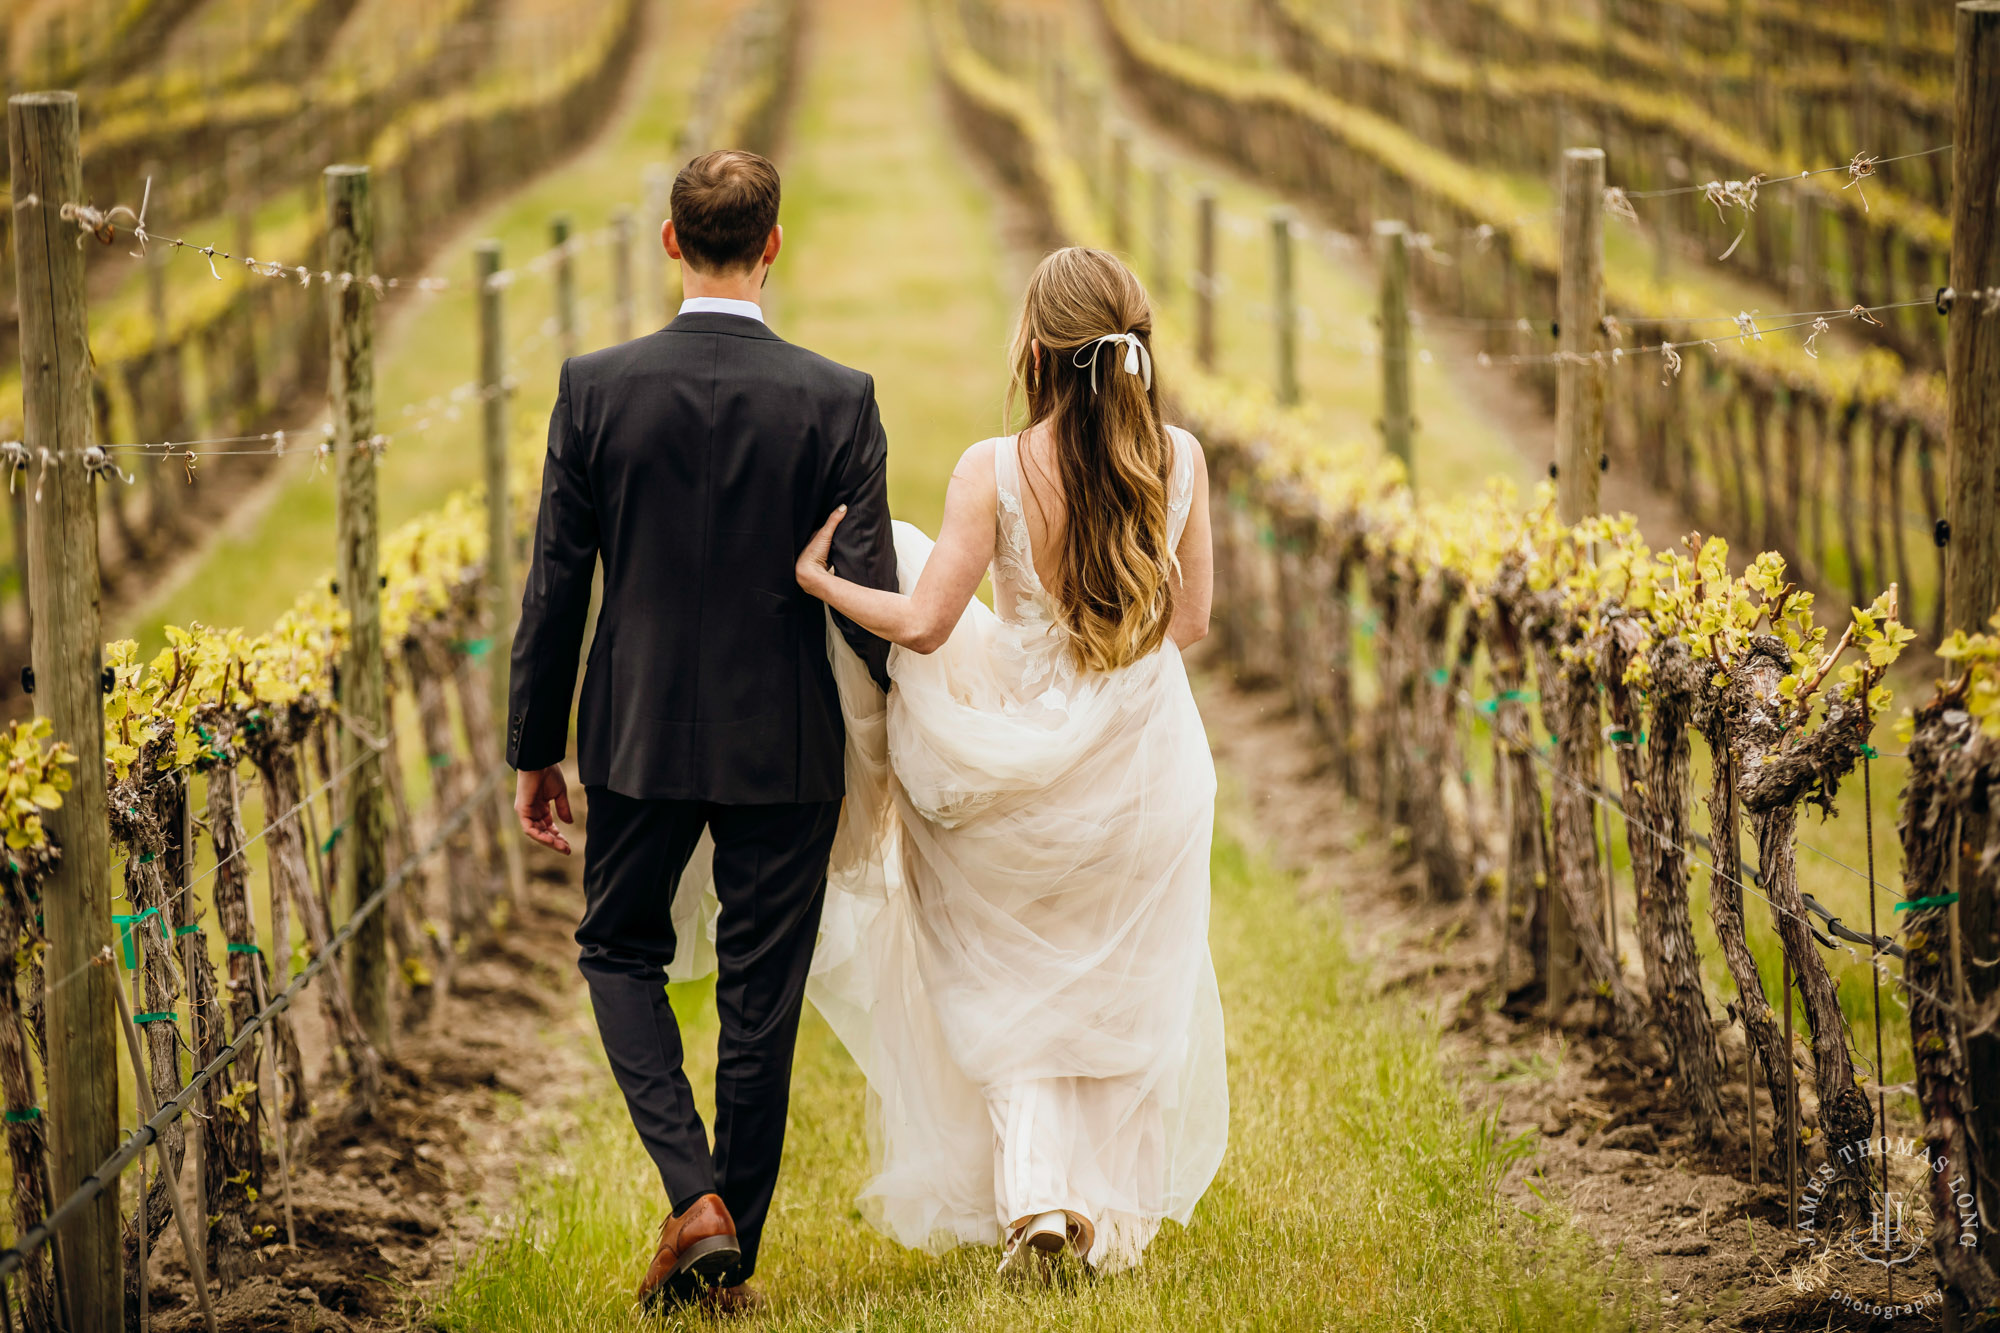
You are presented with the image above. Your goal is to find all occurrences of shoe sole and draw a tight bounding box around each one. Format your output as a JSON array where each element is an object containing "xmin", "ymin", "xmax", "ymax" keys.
[{"xmin": 644, "ymin": 1235, "xmax": 743, "ymax": 1310}]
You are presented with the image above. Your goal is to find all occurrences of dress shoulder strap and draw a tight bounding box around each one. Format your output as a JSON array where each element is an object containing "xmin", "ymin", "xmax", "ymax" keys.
[
  {"xmin": 993, "ymin": 432, "xmax": 1023, "ymax": 505},
  {"xmin": 991, "ymin": 434, "xmax": 1043, "ymax": 594},
  {"xmin": 1165, "ymin": 425, "xmax": 1198, "ymax": 547}
]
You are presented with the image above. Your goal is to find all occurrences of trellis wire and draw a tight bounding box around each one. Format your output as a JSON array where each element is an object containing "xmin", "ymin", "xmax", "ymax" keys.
[
  {"xmin": 30, "ymin": 709, "xmax": 399, "ymax": 1011},
  {"xmin": 1499, "ymin": 715, "xmax": 1959, "ymax": 1029},
  {"xmin": 1619, "ymin": 145, "xmax": 1955, "ymax": 200},
  {"xmin": 0, "ymin": 254, "xmax": 612, "ymax": 476},
  {"xmin": 0, "ymin": 765, "xmax": 504, "ymax": 1284}
]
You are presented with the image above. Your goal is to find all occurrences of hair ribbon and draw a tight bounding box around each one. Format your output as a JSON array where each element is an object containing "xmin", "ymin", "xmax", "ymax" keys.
[{"xmin": 1074, "ymin": 332, "xmax": 1153, "ymax": 394}]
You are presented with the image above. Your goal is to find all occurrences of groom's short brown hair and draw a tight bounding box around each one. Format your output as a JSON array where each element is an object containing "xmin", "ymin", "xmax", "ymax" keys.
[{"xmin": 670, "ymin": 150, "xmax": 781, "ymax": 274}]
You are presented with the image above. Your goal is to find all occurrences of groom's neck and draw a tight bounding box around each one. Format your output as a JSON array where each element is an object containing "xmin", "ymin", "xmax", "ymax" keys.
[{"xmin": 680, "ymin": 261, "xmax": 767, "ymax": 307}]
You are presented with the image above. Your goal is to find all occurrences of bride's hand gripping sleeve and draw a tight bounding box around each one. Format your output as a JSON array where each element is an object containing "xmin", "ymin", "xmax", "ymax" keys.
[
  {"xmin": 507, "ymin": 363, "xmax": 600, "ymax": 771},
  {"xmin": 827, "ymin": 377, "xmax": 899, "ymax": 693}
]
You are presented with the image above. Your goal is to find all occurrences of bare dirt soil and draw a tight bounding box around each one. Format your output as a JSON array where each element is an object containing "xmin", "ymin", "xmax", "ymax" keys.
[
  {"xmin": 142, "ymin": 845, "xmax": 596, "ymax": 1333},
  {"xmin": 1191, "ymin": 656, "xmax": 1942, "ymax": 1332}
]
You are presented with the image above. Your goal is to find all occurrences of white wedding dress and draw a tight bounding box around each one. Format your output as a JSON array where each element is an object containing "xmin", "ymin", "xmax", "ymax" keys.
[{"xmin": 671, "ymin": 427, "xmax": 1227, "ymax": 1272}]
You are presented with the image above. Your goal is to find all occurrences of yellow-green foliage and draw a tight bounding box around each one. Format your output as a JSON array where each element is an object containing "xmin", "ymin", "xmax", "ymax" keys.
[
  {"xmin": 937, "ymin": 0, "xmax": 1918, "ymax": 741},
  {"xmin": 0, "ymin": 719, "xmax": 75, "ymax": 854},
  {"xmin": 368, "ymin": 0, "xmax": 639, "ymax": 166},
  {"xmin": 1415, "ymin": 0, "xmax": 1949, "ymax": 106},
  {"xmin": 1100, "ymin": 0, "xmax": 1945, "ymax": 424},
  {"xmin": 1640, "ymin": 0, "xmax": 1947, "ymax": 57},
  {"xmin": 1275, "ymin": 0, "xmax": 1950, "ymax": 246},
  {"xmin": 0, "ymin": 0, "xmax": 641, "ymax": 441},
  {"xmin": 87, "ymin": 0, "xmax": 485, "ymax": 136},
  {"xmin": 1933, "ymin": 618, "xmax": 2000, "ymax": 741},
  {"xmin": 97, "ymin": 440, "xmax": 539, "ymax": 788}
]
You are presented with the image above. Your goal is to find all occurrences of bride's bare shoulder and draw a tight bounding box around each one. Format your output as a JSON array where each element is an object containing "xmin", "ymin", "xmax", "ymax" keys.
[{"xmin": 949, "ymin": 437, "xmax": 1003, "ymax": 490}]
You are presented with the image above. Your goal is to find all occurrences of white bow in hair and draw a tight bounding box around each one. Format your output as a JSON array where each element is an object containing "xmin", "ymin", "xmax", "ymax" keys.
[{"xmin": 1073, "ymin": 332, "xmax": 1153, "ymax": 394}]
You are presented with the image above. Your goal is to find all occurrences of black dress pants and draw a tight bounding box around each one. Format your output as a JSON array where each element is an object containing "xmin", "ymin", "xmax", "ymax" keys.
[{"xmin": 577, "ymin": 787, "xmax": 841, "ymax": 1281}]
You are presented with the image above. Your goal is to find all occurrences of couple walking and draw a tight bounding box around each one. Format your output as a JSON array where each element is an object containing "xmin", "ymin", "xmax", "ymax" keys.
[{"xmin": 507, "ymin": 149, "xmax": 1226, "ymax": 1313}]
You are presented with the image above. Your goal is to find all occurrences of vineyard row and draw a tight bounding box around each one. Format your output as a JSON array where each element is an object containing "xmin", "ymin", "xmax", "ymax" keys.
[
  {"xmin": 938, "ymin": 0, "xmax": 2000, "ymax": 1316},
  {"xmin": 0, "ymin": 1, "xmax": 800, "ymax": 1328}
]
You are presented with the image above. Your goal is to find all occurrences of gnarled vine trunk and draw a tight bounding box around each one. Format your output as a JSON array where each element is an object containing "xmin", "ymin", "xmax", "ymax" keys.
[
  {"xmin": 0, "ymin": 871, "xmax": 56, "ymax": 1332},
  {"xmin": 252, "ymin": 740, "xmax": 382, "ymax": 1121},
  {"xmin": 1484, "ymin": 598, "xmax": 1548, "ymax": 1003},
  {"xmin": 413, "ymin": 633, "xmax": 495, "ymax": 953},
  {"xmin": 1406, "ymin": 573, "xmax": 1467, "ymax": 902},
  {"xmin": 449, "ymin": 634, "xmax": 527, "ymax": 913},
  {"xmin": 1695, "ymin": 699, "xmax": 1793, "ymax": 1157},
  {"xmin": 1531, "ymin": 619, "xmax": 1643, "ymax": 1030},
  {"xmin": 1733, "ymin": 635, "xmax": 1874, "ymax": 1219},
  {"xmin": 1624, "ymin": 637, "xmax": 1727, "ymax": 1144},
  {"xmin": 205, "ymin": 758, "xmax": 272, "ymax": 1281},
  {"xmin": 1319, "ymin": 546, "xmax": 1360, "ymax": 797},
  {"xmin": 110, "ymin": 786, "xmax": 188, "ymax": 1297},
  {"xmin": 1899, "ymin": 697, "xmax": 2000, "ymax": 1319},
  {"xmin": 375, "ymin": 708, "xmax": 446, "ymax": 1027}
]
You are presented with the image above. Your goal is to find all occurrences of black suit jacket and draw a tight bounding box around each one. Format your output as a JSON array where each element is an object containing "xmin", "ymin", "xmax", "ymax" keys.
[{"xmin": 506, "ymin": 311, "xmax": 897, "ymax": 804}]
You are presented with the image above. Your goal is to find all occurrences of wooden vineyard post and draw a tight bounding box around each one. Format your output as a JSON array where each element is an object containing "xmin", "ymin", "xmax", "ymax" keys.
[
  {"xmin": 9, "ymin": 90, "xmax": 119, "ymax": 1333},
  {"xmin": 1547, "ymin": 146, "xmax": 1607, "ymax": 1019},
  {"xmin": 1271, "ymin": 208, "xmax": 1299, "ymax": 408},
  {"xmin": 227, "ymin": 136, "xmax": 263, "ymax": 416},
  {"xmin": 325, "ymin": 165, "xmax": 392, "ymax": 1063},
  {"xmin": 644, "ymin": 166, "xmax": 674, "ymax": 325},
  {"xmin": 1149, "ymin": 164, "xmax": 1171, "ymax": 298},
  {"xmin": 611, "ymin": 206, "xmax": 634, "ymax": 345},
  {"xmin": 477, "ymin": 240, "xmax": 527, "ymax": 911},
  {"xmin": 1947, "ymin": 4, "xmax": 2000, "ymax": 640},
  {"xmin": 1789, "ymin": 192, "xmax": 1820, "ymax": 315},
  {"xmin": 553, "ymin": 213, "xmax": 578, "ymax": 361},
  {"xmin": 1079, "ymin": 88, "xmax": 1105, "ymax": 203},
  {"xmin": 1375, "ymin": 219, "xmax": 1414, "ymax": 482},
  {"xmin": 1109, "ymin": 129, "xmax": 1133, "ymax": 253},
  {"xmin": 143, "ymin": 155, "xmax": 185, "ymax": 541},
  {"xmin": 1195, "ymin": 189, "xmax": 1217, "ymax": 373},
  {"xmin": 1946, "ymin": 0, "xmax": 2000, "ymax": 1290},
  {"xmin": 478, "ymin": 241, "xmax": 511, "ymax": 734},
  {"xmin": 1557, "ymin": 148, "xmax": 1607, "ymax": 521}
]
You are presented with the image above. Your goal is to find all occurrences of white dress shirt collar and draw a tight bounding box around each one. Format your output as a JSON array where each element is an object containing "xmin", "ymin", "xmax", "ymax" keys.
[{"xmin": 678, "ymin": 296, "xmax": 766, "ymax": 324}]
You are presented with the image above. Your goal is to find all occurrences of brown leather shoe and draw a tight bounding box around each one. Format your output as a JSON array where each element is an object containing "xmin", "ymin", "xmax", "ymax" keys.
[
  {"xmin": 700, "ymin": 1283, "xmax": 765, "ymax": 1317},
  {"xmin": 636, "ymin": 1194, "xmax": 742, "ymax": 1310}
]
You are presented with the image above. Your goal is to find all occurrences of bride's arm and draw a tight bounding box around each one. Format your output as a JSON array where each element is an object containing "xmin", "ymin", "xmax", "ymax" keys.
[
  {"xmin": 1167, "ymin": 435, "xmax": 1214, "ymax": 649},
  {"xmin": 796, "ymin": 439, "xmax": 999, "ymax": 655}
]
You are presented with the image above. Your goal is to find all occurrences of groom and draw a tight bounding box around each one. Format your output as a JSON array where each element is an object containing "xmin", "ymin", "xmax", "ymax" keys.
[{"xmin": 506, "ymin": 149, "xmax": 897, "ymax": 1312}]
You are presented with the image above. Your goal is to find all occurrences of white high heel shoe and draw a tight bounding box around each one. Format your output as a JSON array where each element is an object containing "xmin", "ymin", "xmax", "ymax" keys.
[{"xmin": 997, "ymin": 1210, "xmax": 1095, "ymax": 1278}]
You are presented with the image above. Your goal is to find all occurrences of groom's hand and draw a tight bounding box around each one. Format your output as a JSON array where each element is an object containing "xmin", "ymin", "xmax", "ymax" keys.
[{"xmin": 515, "ymin": 766, "xmax": 574, "ymax": 855}]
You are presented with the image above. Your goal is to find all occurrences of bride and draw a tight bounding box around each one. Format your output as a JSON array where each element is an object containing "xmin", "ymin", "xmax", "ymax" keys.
[{"xmin": 789, "ymin": 245, "xmax": 1227, "ymax": 1276}]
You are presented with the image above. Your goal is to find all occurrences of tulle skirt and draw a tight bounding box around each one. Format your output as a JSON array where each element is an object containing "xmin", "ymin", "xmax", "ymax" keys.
[{"xmin": 675, "ymin": 523, "xmax": 1227, "ymax": 1272}]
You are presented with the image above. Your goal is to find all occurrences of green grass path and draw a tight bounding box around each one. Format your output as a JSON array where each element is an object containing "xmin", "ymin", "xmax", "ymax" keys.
[{"xmin": 427, "ymin": 3, "xmax": 1637, "ymax": 1329}]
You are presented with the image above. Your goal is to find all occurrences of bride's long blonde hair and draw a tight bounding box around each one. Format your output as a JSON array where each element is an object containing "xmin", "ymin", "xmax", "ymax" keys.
[{"xmin": 1005, "ymin": 247, "xmax": 1176, "ymax": 674}]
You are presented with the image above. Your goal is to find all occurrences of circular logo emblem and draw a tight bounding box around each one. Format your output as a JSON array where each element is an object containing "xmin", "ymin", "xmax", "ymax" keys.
[{"xmin": 1792, "ymin": 1136, "xmax": 1979, "ymax": 1321}]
